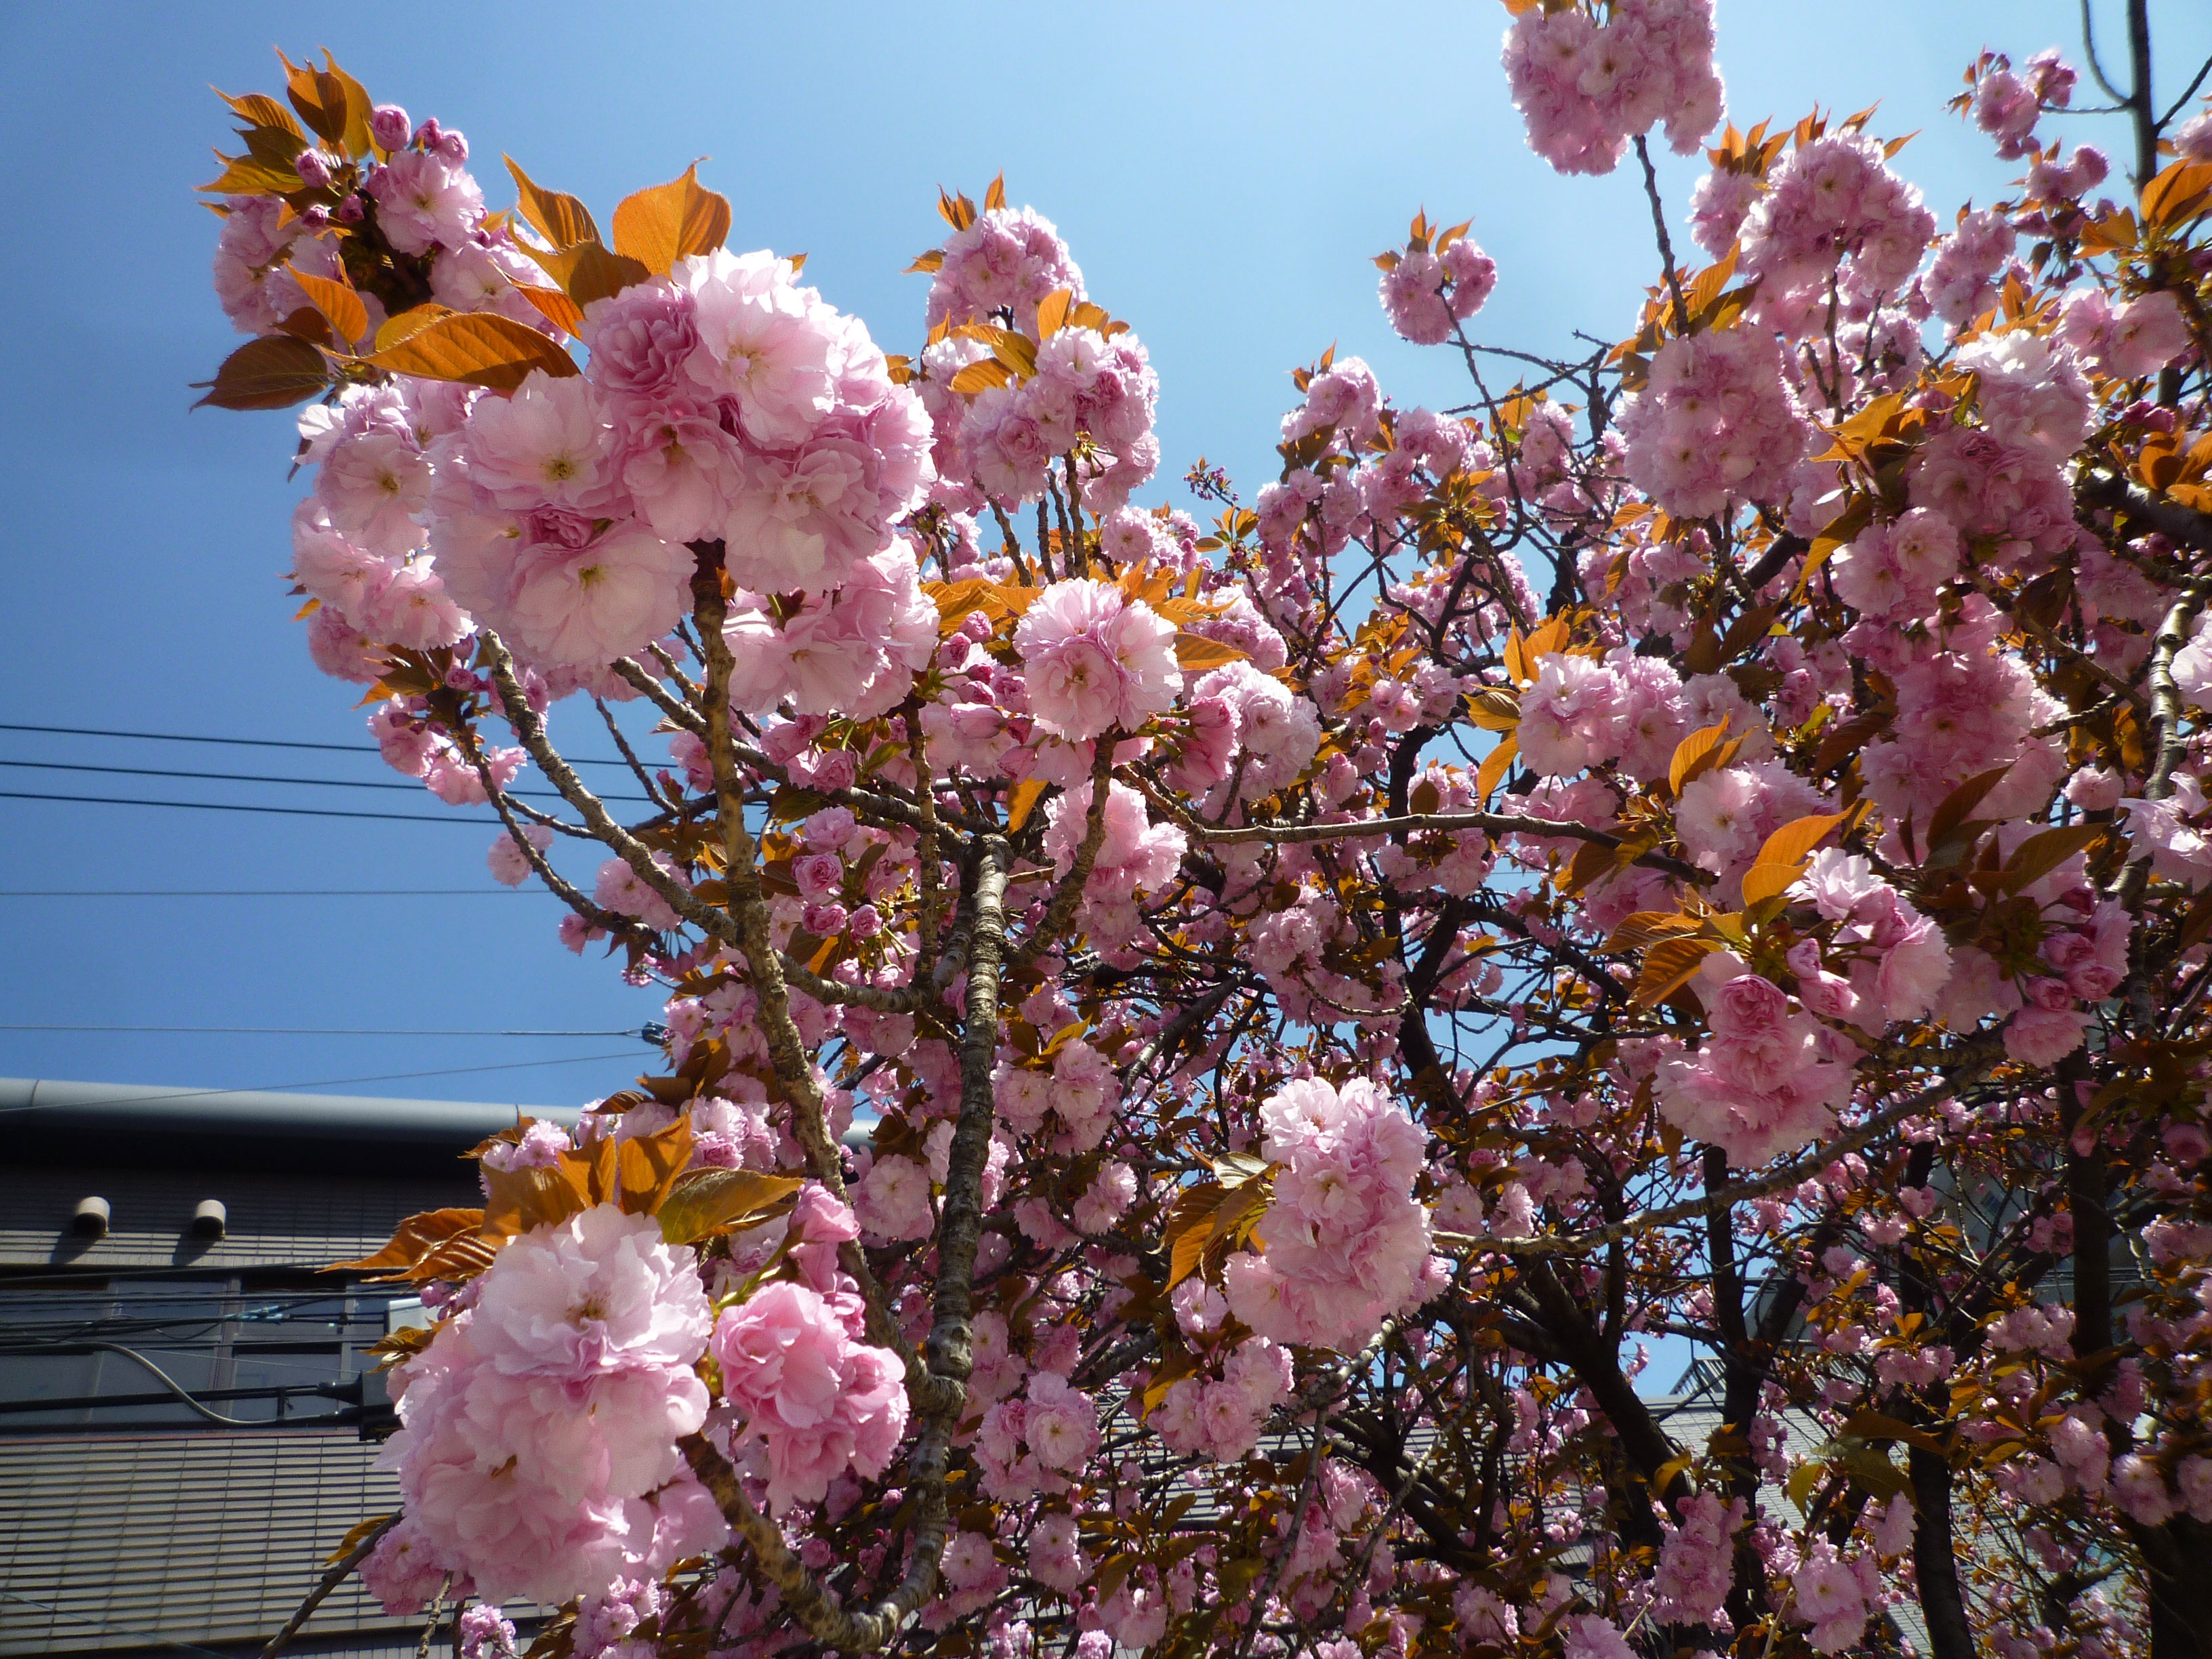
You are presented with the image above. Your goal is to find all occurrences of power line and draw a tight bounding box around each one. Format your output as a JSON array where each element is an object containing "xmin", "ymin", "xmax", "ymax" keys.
[
  {"xmin": 0, "ymin": 1024, "xmax": 656, "ymax": 1038},
  {"xmin": 0, "ymin": 756, "xmax": 651, "ymax": 804},
  {"xmin": 0, "ymin": 788, "xmax": 501, "ymax": 825},
  {"xmin": 0, "ymin": 719, "xmax": 638, "ymax": 769},
  {"xmin": 0, "ymin": 888, "xmax": 531, "ymax": 896},
  {"xmin": 0, "ymin": 1050, "xmax": 647, "ymax": 1116}
]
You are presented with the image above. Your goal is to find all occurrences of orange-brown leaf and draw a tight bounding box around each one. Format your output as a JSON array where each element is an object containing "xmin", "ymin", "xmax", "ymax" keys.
[
  {"xmin": 1668, "ymin": 720, "xmax": 1734, "ymax": 795},
  {"xmin": 510, "ymin": 285, "xmax": 583, "ymax": 335},
  {"xmin": 616, "ymin": 1116, "xmax": 697, "ymax": 1216},
  {"xmin": 658, "ymin": 1168, "xmax": 804, "ymax": 1245},
  {"xmin": 525, "ymin": 240, "xmax": 652, "ymax": 307},
  {"xmin": 1633, "ymin": 937, "xmax": 1717, "ymax": 1007},
  {"xmin": 1738, "ymin": 861, "xmax": 1805, "ymax": 908},
  {"xmin": 373, "ymin": 304, "xmax": 456, "ymax": 352},
  {"xmin": 1474, "ymin": 733, "xmax": 1517, "ymax": 804},
  {"xmin": 366, "ymin": 311, "xmax": 578, "ymax": 390},
  {"xmin": 480, "ymin": 1160, "xmax": 592, "ymax": 1241},
  {"xmin": 1601, "ymin": 911, "xmax": 1703, "ymax": 954},
  {"xmin": 1753, "ymin": 811, "xmax": 1847, "ymax": 871},
  {"xmin": 949, "ymin": 358, "xmax": 1013, "ymax": 394},
  {"xmin": 1006, "ymin": 777, "xmax": 1049, "ymax": 833},
  {"xmin": 216, "ymin": 88, "xmax": 302, "ymax": 136},
  {"xmin": 505, "ymin": 155, "xmax": 600, "ymax": 249},
  {"xmin": 611, "ymin": 164, "xmax": 732, "ymax": 274},
  {"xmin": 1173, "ymin": 632, "xmax": 1249, "ymax": 670},
  {"xmin": 288, "ymin": 264, "xmax": 367, "ymax": 348},
  {"xmin": 278, "ymin": 49, "xmax": 356, "ymax": 148},
  {"xmin": 1036, "ymin": 287, "xmax": 1075, "ymax": 339},
  {"xmin": 1466, "ymin": 688, "xmax": 1521, "ymax": 732},
  {"xmin": 326, "ymin": 1207, "xmax": 485, "ymax": 1276},
  {"xmin": 192, "ymin": 334, "xmax": 333, "ymax": 410},
  {"xmin": 2143, "ymin": 158, "xmax": 2212, "ymax": 231}
]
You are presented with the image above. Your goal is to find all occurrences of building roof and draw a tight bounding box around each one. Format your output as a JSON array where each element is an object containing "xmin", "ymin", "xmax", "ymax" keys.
[{"xmin": 5, "ymin": 1077, "xmax": 583, "ymax": 1176}]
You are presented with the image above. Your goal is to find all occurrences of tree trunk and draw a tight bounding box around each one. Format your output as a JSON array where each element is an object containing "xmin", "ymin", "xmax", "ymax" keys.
[{"xmin": 1908, "ymin": 1446, "xmax": 1976, "ymax": 1659}]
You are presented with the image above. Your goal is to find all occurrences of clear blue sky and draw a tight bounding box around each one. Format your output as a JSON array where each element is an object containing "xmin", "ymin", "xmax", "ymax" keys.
[{"xmin": 0, "ymin": 0, "xmax": 2204, "ymax": 1138}]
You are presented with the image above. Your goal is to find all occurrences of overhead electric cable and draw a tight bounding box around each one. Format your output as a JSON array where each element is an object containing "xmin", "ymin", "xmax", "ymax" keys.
[
  {"xmin": 0, "ymin": 756, "xmax": 651, "ymax": 804},
  {"xmin": 0, "ymin": 1024, "xmax": 657, "ymax": 1038},
  {"xmin": 0, "ymin": 719, "xmax": 636, "ymax": 768},
  {"xmin": 0, "ymin": 788, "xmax": 500, "ymax": 825},
  {"xmin": 0, "ymin": 888, "xmax": 530, "ymax": 897}
]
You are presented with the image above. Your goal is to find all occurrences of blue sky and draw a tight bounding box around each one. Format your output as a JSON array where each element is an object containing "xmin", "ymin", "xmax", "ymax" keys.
[{"xmin": 0, "ymin": 3, "xmax": 2204, "ymax": 1158}]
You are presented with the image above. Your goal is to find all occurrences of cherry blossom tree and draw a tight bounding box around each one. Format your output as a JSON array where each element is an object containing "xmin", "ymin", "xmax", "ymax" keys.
[{"xmin": 198, "ymin": 8, "xmax": 2212, "ymax": 1657}]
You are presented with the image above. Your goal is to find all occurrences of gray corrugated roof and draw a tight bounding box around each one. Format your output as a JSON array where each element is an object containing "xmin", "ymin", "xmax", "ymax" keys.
[{"xmin": 0, "ymin": 1430, "xmax": 410, "ymax": 1656}]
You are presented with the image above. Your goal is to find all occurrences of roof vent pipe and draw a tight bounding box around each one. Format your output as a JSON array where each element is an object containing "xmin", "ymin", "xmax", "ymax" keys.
[
  {"xmin": 72, "ymin": 1195, "xmax": 110, "ymax": 1237},
  {"xmin": 190, "ymin": 1199, "xmax": 227, "ymax": 1240}
]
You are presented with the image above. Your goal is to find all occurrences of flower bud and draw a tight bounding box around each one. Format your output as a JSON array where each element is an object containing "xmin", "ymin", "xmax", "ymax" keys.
[
  {"xmin": 334, "ymin": 193, "xmax": 365, "ymax": 224},
  {"xmin": 292, "ymin": 147, "xmax": 334, "ymax": 189},
  {"xmin": 369, "ymin": 103, "xmax": 411, "ymax": 152}
]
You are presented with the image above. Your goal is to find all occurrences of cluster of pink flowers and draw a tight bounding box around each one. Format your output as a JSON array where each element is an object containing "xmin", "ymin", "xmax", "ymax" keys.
[
  {"xmin": 1512, "ymin": 649, "xmax": 1697, "ymax": 783},
  {"xmin": 1956, "ymin": 329, "xmax": 2091, "ymax": 461},
  {"xmin": 1788, "ymin": 1538, "xmax": 1883, "ymax": 1654},
  {"xmin": 1618, "ymin": 324, "xmax": 1816, "ymax": 519},
  {"xmin": 1501, "ymin": 0, "xmax": 1725, "ymax": 176},
  {"xmin": 216, "ymin": 117, "xmax": 525, "ymax": 344},
  {"xmin": 975, "ymin": 1370, "xmax": 1102, "ymax": 1499},
  {"xmin": 1736, "ymin": 135, "xmax": 1936, "ymax": 334},
  {"xmin": 1826, "ymin": 506, "xmax": 1960, "ymax": 621},
  {"xmin": 1176, "ymin": 659, "xmax": 1322, "ymax": 804},
  {"xmin": 1222, "ymin": 1076, "xmax": 1436, "ymax": 1352},
  {"xmin": 1654, "ymin": 966, "xmax": 1856, "ymax": 1164},
  {"xmin": 912, "ymin": 203, "xmax": 1162, "ymax": 512},
  {"xmin": 927, "ymin": 206, "xmax": 1086, "ymax": 335},
  {"xmin": 1651, "ymin": 1491, "xmax": 1746, "ymax": 1627},
  {"xmin": 722, "ymin": 543, "xmax": 942, "ymax": 719},
  {"xmin": 1150, "ymin": 1307, "xmax": 1294, "ymax": 1462},
  {"xmin": 373, "ymin": 1204, "xmax": 726, "ymax": 1605},
  {"xmin": 1673, "ymin": 759, "xmax": 1833, "ymax": 899},
  {"xmin": 708, "ymin": 1186, "xmax": 910, "ymax": 1511},
  {"xmin": 2056, "ymin": 286, "xmax": 2196, "ymax": 382},
  {"xmin": 1792, "ymin": 849, "xmax": 1954, "ymax": 1029},
  {"xmin": 955, "ymin": 327, "xmax": 1160, "ymax": 511},
  {"xmin": 1858, "ymin": 612, "xmax": 2067, "ymax": 829},
  {"xmin": 1970, "ymin": 49, "xmax": 2075, "ymax": 160},
  {"xmin": 212, "ymin": 193, "xmax": 350, "ymax": 337},
  {"xmin": 994, "ymin": 1033, "xmax": 1125, "ymax": 1154},
  {"xmin": 1925, "ymin": 207, "xmax": 2018, "ymax": 330},
  {"xmin": 1040, "ymin": 781, "xmax": 1188, "ymax": 956},
  {"xmin": 1378, "ymin": 235, "xmax": 1498, "ymax": 346},
  {"xmin": 1012, "ymin": 579, "xmax": 1183, "ymax": 741},
  {"xmin": 283, "ymin": 239, "xmax": 941, "ymax": 696}
]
